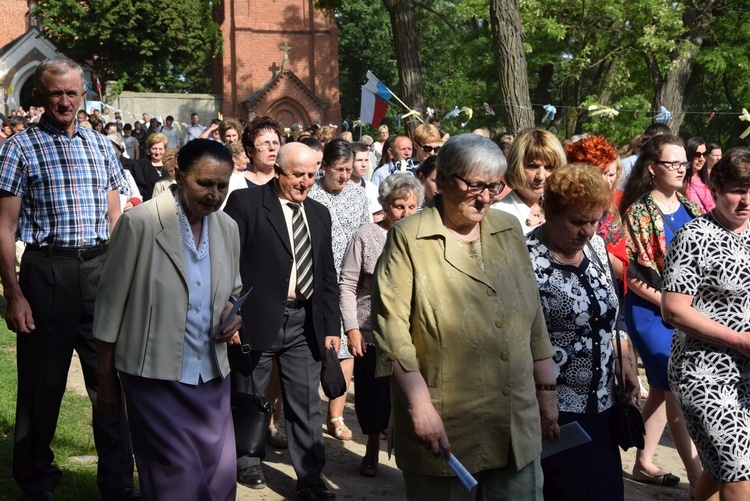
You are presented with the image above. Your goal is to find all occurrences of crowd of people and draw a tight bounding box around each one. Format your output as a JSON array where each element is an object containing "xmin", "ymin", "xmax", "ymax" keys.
[{"xmin": 1, "ymin": 56, "xmax": 749, "ymax": 501}]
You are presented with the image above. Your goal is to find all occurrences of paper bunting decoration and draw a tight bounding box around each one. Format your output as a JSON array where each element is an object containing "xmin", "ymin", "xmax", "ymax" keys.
[
  {"xmin": 396, "ymin": 114, "xmax": 402, "ymax": 127},
  {"xmin": 654, "ymin": 106, "xmax": 671, "ymax": 123},
  {"xmin": 587, "ymin": 104, "xmax": 619, "ymax": 119},
  {"xmin": 542, "ymin": 104, "xmax": 556, "ymax": 123},
  {"xmin": 443, "ymin": 106, "xmax": 461, "ymax": 121},
  {"xmin": 460, "ymin": 107, "xmax": 473, "ymax": 127},
  {"xmin": 427, "ymin": 107, "xmax": 435, "ymax": 119},
  {"xmin": 352, "ymin": 120, "xmax": 363, "ymax": 128},
  {"xmin": 343, "ymin": 120, "xmax": 349, "ymax": 131},
  {"xmin": 401, "ymin": 109, "xmax": 422, "ymax": 121},
  {"xmin": 706, "ymin": 112, "xmax": 715, "ymax": 124},
  {"xmin": 739, "ymin": 108, "xmax": 750, "ymax": 139},
  {"xmin": 483, "ymin": 102, "xmax": 495, "ymax": 116}
]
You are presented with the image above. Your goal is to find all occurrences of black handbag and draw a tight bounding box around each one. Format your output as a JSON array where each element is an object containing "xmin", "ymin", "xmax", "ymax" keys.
[
  {"xmin": 586, "ymin": 242, "xmax": 646, "ymax": 451},
  {"xmin": 228, "ymin": 309, "xmax": 274, "ymax": 460},
  {"xmin": 320, "ymin": 346, "xmax": 347, "ymax": 399},
  {"xmin": 610, "ymin": 330, "xmax": 646, "ymax": 451},
  {"xmin": 231, "ymin": 376, "xmax": 274, "ymax": 459}
]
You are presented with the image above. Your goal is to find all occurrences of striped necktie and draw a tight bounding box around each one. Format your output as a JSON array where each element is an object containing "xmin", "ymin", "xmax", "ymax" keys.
[{"xmin": 287, "ymin": 202, "xmax": 314, "ymax": 299}]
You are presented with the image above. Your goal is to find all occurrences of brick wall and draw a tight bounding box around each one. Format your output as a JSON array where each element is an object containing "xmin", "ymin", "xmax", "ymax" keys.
[{"xmin": 0, "ymin": 0, "xmax": 28, "ymax": 48}]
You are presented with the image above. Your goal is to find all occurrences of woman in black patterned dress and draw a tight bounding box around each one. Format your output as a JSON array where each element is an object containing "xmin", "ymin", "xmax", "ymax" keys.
[
  {"xmin": 663, "ymin": 148, "xmax": 750, "ymax": 501},
  {"xmin": 526, "ymin": 164, "xmax": 640, "ymax": 501}
]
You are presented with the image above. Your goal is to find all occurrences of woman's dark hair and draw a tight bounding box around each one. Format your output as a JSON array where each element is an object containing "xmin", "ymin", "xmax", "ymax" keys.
[
  {"xmin": 417, "ymin": 155, "xmax": 437, "ymax": 180},
  {"xmin": 619, "ymin": 134, "xmax": 684, "ymax": 214},
  {"xmin": 710, "ymin": 147, "xmax": 750, "ymax": 193},
  {"xmin": 177, "ymin": 139, "xmax": 233, "ymax": 173},
  {"xmin": 241, "ymin": 116, "xmax": 282, "ymax": 157},
  {"xmin": 685, "ymin": 136, "xmax": 708, "ymax": 185},
  {"xmin": 322, "ymin": 138, "xmax": 354, "ymax": 168},
  {"xmin": 377, "ymin": 137, "xmax": 394, "ymax": 168},
  {"xmin": 299, "ymin": 136, "xmax": 323, "ymax": 153},
  {"xmin": 706, "ymin": 142, "xmax": 721, "ymax": 155}
]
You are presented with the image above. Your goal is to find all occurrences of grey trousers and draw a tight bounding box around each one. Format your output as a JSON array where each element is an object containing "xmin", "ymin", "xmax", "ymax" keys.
[{"xmin": 232, "ymin": 303, "xmax": 326, "ymax": 489}]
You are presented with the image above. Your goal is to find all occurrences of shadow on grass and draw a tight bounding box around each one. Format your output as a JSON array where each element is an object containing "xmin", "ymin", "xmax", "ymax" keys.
[{"xmin": 0, "ymin": 296, "xmax": 101, "ymax": 500}]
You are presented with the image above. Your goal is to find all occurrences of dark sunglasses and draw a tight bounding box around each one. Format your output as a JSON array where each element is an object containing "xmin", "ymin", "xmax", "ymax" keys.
[
  {"xmin": 693, "ymin": 151, "xmax": 707, "ymax": 158},
  {"xmin": 417, "ymin": 144, "xmax": 441, "ymax": 154}
]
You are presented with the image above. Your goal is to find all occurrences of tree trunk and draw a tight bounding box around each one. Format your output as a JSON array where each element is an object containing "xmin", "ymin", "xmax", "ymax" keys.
[
  {"xmin": 489, "ymin": 0, "xmax": 534, "ymax": 134},
  {"xmin": 382, "ymin": 0, "xmax": 425, "ymax": 136},
  {"xmin": 650, "ymin": 1, "xmax": 715, "ymax": 135}
]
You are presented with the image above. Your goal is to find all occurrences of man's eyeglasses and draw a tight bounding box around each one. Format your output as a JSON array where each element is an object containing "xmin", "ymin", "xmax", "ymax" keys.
[
  {"xmin": 452, "ymin": 174, "xmax": 505, "ymax": 196},
  {"xmin": 254, "ymin": 140, "xmax": 281, "ymax": 151},
  {"xmin": 656, "ymin": 160, "xmax": 689, "ymax": 171},
  {"xmin": 416, "ymin": 144, "xmax": 441, "ymax": 155}
]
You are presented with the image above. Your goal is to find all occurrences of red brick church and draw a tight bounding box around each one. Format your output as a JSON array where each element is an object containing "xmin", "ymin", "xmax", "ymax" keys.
[
  {"xmin": 0, "ymin": 0, "xmax": 341, "ymax": 128},
  {"xmin": 213, "ymin": 0, "xmax": 342, "ymax": 127}
]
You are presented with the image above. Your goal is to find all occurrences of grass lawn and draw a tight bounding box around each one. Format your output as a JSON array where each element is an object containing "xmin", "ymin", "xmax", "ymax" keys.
[{"xmin": 0, "ymin": 297, "xmax": 103, "ymax": 500}]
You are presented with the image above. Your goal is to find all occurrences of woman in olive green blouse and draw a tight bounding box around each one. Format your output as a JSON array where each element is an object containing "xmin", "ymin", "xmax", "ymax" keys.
[{"xmin": 372, "ymin": 134, "xmax": 557, "ymax": 501}]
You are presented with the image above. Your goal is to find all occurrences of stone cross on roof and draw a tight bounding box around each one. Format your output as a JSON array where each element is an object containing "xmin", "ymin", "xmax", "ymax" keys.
[{"xmin": 280, "ymin": 42, "xmax": 291, "ymax": 69}]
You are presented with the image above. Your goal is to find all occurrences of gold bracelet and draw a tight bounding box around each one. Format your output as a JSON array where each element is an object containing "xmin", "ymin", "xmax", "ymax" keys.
[{"xmin": 535, "ymin": 383, "xmax": 557, "ymax": 391}]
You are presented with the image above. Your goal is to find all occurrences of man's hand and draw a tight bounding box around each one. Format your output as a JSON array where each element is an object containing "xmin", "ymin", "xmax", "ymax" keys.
[
  {"xmin": 5, "ymin": 294, "xmax": 35, "ymax": 334},
  {"xmin": 97, "ymin": 373, "xmax": 122, "ymax": 416},
  {"xmin": 325, "ymin": 335, "xmax": 341, "ymax": 354}
]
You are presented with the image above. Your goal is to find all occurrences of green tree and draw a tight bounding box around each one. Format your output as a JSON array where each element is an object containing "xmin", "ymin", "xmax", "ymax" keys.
[{"xmin": 32, "ymin": 0, "xmax": 222, "ymax": 93}]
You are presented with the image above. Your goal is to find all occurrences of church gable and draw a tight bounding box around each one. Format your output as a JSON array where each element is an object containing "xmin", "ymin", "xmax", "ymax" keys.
[{"xmin": 243, "ymin": 70, "xmax": 328, "ymax": 127}]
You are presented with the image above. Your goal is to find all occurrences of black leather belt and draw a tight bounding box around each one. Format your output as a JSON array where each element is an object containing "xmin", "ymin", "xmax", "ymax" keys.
[
  {"xmin": 27, "ymin": 242, "xmax": 107, "ymax": 260},
  {"xmin": 285, "ymin": 299, "xmax": 309, "ymax": 309}
]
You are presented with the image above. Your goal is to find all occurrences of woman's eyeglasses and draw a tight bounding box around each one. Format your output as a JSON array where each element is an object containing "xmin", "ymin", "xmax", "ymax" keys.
[
  {"xmin": 452, "ymin": 174, "xmax": 505, "ymax": 195},
  {"xmin": 254, "ymin": 140, "xmax": 281, "ymax": 152},
  {"xmin": 693, "ymin": 151, "xmax": 707, "ymax": 159},
  {"xmin": 656, "ymin": 160, "xmax": 689, "ymax": 171}
]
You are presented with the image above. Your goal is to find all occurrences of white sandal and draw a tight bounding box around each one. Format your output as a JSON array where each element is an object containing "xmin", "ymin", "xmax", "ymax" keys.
[{"xmin": 327, "ymin": 416, "xmax": 352, "ymax": 440}]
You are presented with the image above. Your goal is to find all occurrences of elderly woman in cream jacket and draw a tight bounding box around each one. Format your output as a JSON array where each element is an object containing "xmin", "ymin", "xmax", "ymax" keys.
[{"xmin": 94, "ymin": 140, "xmax": 242, "ymax": 500}]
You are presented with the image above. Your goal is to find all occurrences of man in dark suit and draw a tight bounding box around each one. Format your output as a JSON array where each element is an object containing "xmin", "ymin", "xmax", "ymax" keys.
[{"xmin": 224, "ymin": 142, "xmax": 340, "ymax": 500}]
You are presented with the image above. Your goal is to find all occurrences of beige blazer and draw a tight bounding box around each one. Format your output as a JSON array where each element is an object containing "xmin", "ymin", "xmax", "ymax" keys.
[{"xmin": 93, "ymin": 186, "xmax": 242, "ymax": 380}]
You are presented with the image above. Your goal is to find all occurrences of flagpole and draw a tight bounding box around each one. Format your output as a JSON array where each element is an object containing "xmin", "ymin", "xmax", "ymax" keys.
[{"xmin": 389, "ymin": 93, "xmax": 424, "ymax": 124}]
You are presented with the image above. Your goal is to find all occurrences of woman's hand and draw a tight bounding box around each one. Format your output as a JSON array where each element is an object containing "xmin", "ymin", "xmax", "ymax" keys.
[
  {"xmin": 623, "ymin": 362, "xmax": 642, "ymax": 406},
  {"xmin": 536, "ymin": 390, "xmax": 560, "ymax": 442},
  {"xmin": 346, "ymin": 329, "xmax": 367, "ymax": 357},
  {"xmin": 213, "ymin": 301, "xmax": 242, "ymax": 343},
  {"xmin": 410, "ymin": 402, "xmax": 451, "ymax": 459}
]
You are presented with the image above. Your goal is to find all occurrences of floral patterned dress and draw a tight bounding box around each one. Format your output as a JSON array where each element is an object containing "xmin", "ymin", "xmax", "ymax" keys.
[{"xmin": 308, "ymin": 181, "xmax": 370, "ymax": 358}]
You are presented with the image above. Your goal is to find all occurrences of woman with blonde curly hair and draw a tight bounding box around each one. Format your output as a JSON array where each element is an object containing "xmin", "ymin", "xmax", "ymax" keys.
[{"xmin": 527, "ymin": 163, "xmax": 640, "ymax": 500}]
